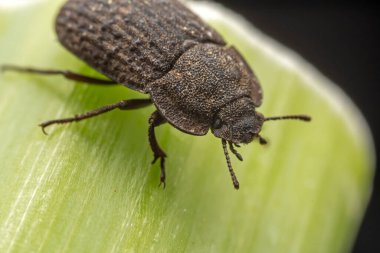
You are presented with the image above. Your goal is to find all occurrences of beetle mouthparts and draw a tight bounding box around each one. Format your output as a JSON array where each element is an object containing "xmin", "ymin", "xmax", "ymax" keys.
[{"xmin": 222, "ymin": 139, "xmax": 240, "ymax": 189}]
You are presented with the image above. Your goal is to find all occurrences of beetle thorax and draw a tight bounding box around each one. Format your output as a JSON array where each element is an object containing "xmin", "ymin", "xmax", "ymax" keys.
[{"xmin": 211, "ymin": 97, "xmax": 264, "ymax": 144}]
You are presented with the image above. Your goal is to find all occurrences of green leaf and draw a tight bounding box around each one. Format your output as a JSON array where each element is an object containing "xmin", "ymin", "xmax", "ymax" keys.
[{"xmin": 0, "ymin": 1, "xmax": 374, "ymax": 252}]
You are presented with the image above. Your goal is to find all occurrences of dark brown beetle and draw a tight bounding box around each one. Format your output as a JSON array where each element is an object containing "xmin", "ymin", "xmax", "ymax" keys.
[{"xmin": 2, "ymin": 0, "xmax": 311, "ymax": 189}]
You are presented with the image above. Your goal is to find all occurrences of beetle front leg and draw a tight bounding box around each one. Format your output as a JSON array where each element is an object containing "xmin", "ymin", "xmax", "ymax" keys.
[{"xmin": 148, "ymin": 111, "xmax": 167, "ymax": 188}]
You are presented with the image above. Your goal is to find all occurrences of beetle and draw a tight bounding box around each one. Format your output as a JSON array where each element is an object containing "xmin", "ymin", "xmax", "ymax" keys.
[{"xmin": 1, "ymin": 0, "xmax": 311, "ymax": 189}]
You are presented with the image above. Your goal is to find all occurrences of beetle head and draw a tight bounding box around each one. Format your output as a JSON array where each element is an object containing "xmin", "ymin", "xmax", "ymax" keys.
[
  {"xmin": 211, "ymin": 97, "xmax": 264, "ymax": 144},
  {"xmin": 211, "ymin": 97, "xmax": 311, "ymax": 190}
]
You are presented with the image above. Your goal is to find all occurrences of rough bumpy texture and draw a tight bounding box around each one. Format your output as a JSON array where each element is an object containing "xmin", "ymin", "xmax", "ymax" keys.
[
  {"xmin": 212, "ymin": 97, "xmax": 264, "ymax": 143},
  {"xmin": 149, "ymin": 44, "xmax": 261, "ymax": 135},
  {"xmin": 56, "ymin": 0, "xmax": 263, "ymax": 136},
  {"xmin": 56, "ymin": 0, "xmax": 225, "ymax": 92}
]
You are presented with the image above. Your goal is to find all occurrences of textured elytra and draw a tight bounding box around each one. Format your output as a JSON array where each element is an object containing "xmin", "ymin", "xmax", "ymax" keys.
[
  {"xmin": 56, "ymin": 0, "xmax": 226, "ymax": 92},
  {"xmin": 56, "ymin": 0, "xmax": 263, "ymax": 136}
]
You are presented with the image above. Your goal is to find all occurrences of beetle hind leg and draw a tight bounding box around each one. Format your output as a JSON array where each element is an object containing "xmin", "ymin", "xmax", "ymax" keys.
[
  {"xmin": 1, "ymin": 65, "xmax": 118, "ymax": 85},
  {"xmin": 148, "ymin": 111, "xmax": 167, "ymax": 188}
]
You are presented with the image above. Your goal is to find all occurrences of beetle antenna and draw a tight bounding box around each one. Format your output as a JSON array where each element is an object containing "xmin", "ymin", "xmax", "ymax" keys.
[
  {"xmin": 228, "ymin": 141, "xmax": 243, "ymax": 161},
  {"xmin": 222, "ymin": 139, "xmax": 240, "ymax": 189},
  {"xmin": 265, "ymin": 114, "xmax": 311, "ymax": 122}
]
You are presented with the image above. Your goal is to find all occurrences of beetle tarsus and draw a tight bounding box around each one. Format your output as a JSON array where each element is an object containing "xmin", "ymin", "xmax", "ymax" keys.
[
  {"xmin": 151, "ymin": 151, "xmax": 167, "ymax": 188},
  {"xmin": 39, "ymin": 123, "xmax": 49, "ymax": 135},
  {"xmin": 159, "ymin": 158, "xmax": 166, "ymax": 189}
]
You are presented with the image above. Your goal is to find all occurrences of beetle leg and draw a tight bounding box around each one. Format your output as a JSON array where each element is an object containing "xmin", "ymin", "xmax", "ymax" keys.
[
  {"xmin": 39, "ymin": 99, "xmax": 152, "ymax": 134},
  {"xmin": 1, "ymin": 65, "xmax": 117, "ymax": 85},
  {"xmin": 148, "ymin": 111, "xmax": 167, "ymax": 188}
]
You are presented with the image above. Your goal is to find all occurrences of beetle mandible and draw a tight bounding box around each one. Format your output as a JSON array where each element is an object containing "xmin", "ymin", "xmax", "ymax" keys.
[{"xmin": 2, "ymin": 0, "xmax": 311, "ymax": 189}]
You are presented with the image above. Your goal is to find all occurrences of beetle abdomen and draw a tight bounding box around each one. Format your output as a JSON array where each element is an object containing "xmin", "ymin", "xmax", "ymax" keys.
[{"xmin": 56, "ymin": 0, "xmax": 225, "ymax": 91}]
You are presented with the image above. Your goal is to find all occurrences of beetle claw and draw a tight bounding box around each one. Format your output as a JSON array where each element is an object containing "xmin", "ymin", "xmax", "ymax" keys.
[
  {"xmin": 151, "ymin": 156, "xmax": 159, "ymax": 164},
  {"xmin": 39, "ymin": 124, "xmax": 49, "ymax": 135},
  {"xmin": 158, "ymin": 179, "xmax": 166, "ymax": 189}
]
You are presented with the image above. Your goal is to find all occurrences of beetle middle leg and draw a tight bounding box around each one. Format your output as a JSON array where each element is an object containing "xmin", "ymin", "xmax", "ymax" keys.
[
  {"xmin": 40, "ymin": 98, "xmax": 152, "ymax": 134},
  {"xmin": 148, "ymin": 111, "xmax": 167, "ymax": 188},
  {"xmin": 1, "ymin": 65, "xmax": 117, "ymax": 85}
]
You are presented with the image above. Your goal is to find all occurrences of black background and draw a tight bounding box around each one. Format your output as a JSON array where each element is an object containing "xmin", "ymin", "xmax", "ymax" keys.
[{"xmin": 214, "ymin": 0, "xmax": 379, "ymax": 252}]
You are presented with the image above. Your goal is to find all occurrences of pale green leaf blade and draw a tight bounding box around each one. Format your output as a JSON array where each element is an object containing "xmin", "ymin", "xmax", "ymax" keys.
[{"xmin": 0, "ymin": 1, "xmax": 374, "ymax": 253}]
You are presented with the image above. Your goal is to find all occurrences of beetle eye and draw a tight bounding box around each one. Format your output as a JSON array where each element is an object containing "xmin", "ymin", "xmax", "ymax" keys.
[{"xmin": 213, "ymin": 118, "xmax": 223, "ymax": 129}]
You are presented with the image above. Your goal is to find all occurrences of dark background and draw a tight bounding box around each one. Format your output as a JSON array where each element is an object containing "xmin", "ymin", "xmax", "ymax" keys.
[{"xmin": 213, "ymin": 0, "xmax": 379, "ymax": 252}]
